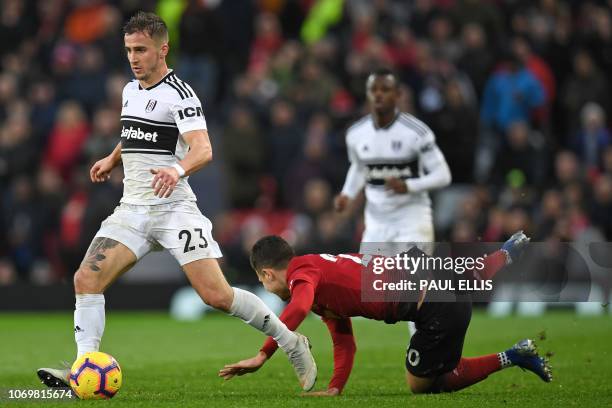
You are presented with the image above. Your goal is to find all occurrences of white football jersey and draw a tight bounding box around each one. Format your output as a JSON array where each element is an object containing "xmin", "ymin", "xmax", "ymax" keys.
[
  {"xmin": 341, "ymin": 112, "xmax": 451, "ymax": 225},
  {"xmin": 119, "ymin": 70, "xmax": 207, "ymax": 205}
]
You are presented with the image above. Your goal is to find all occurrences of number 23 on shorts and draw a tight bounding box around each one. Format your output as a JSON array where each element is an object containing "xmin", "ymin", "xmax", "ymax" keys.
[{"xmin": 178, "ymin": 228, "xmax": 209, "ymax": 253}]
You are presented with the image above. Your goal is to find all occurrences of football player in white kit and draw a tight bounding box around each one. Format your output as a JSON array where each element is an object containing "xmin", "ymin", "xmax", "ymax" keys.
[
  {"xmin": 334, "ymin": 69, "xmax": 452, "ymax": 256},
  {"xmin": 37, "ymin": 12, "xmax": 316, "ymax": 392}
]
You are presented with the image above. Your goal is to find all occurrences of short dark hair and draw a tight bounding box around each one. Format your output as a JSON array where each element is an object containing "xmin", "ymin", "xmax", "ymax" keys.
[
  {"xmin": 123, "ymin": 11, "xmax": 168, "ymax": 43},
  {"xmin": 250, "ymin": 236, "xmax": 295, "ymax": 273},
  {"xmin": 367, "ymin": 67, "xmax": 399, "ymax": 88}
]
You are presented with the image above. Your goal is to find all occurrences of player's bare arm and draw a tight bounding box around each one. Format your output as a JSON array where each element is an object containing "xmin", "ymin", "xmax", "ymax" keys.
[
  {"xmin": 150, "ymin": 129, "xmax": 212, "ymax": 198},
  {"xmin": 219, "ymin": 351, "xmax": 268, "ymax": 380},
  {"xmin": 90, "ymin": 142, "xmax": 122, "ymax": 183},
  {"xmin": 333, "ymin": 193, "xmax": 350, "ymax": 212}
]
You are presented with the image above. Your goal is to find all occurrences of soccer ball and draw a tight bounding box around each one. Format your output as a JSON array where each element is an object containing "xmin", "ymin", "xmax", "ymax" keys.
[{"xmin": 69, "ymin": 351, "xmax": 122, "ymax": 399}]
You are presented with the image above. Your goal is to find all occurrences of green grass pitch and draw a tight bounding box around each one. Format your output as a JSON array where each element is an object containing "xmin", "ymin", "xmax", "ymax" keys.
[{"xmin": 1, "ymin": 310, "xmax": 610, "ymax": 407}]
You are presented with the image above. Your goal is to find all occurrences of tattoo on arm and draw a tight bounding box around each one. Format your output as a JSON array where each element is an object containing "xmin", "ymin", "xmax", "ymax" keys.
[{"xmin": 82, "ymin": 238, "xmax": 120, "ymax": 272}]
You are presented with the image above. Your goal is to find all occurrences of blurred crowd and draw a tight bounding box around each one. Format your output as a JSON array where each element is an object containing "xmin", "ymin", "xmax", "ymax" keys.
[{"xmin": 1, "ymin": 0, "xmax": 611, "ymax": 286}]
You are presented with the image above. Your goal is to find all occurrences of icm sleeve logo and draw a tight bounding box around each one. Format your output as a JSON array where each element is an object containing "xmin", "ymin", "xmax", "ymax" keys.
[{"xmin": 177, "ymin": 106, "xmax": 204, "ymax": 120}]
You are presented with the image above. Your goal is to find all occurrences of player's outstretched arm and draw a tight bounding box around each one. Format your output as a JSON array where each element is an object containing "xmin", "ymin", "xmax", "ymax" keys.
[
  {"xmin": 218, "ymin": 351, "xmax": 268, "ymax": 380},
  {"xmin": 150, "ymin": 129, "xmax": 212, "ymax": 198},
  {"xmin": 303, "ymin": 317, "xmax": 355, "ymax": 397},
  {"xmin": 336, "ymin": 141, "xmax": 366, "ymax": 212},
  {"xmin": 90, "ymin": 142, "xmax": 122, "ymax": 182}
]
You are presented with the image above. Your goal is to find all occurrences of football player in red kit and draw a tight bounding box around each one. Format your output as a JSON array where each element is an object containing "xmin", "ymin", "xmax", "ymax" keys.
[{"xmin": 219, "ymin": 233, "xmax": 552, "ymax": 395}]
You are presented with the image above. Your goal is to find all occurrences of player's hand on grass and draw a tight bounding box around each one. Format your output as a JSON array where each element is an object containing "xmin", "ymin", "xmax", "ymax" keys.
[
  {"xmin": 334, "ymin": 194, "xmax": 349, "ymax": 212},
  {"xmin": 150, "ymin": 167, "xmax": 180, "ymax": 198},
  {"xmin": 218, "ymin": 351, "xmax": 267, "ymax": 380},
  {"xmin": 90, "ymin": 156, "xmax": 115, "ymax": 182},
  {"xmin": 301, "ymin": 388, "xmax": 340, "ymax": 397},
  {"xmin": 384, "ymin": 177, "xmax": 408, "ymax": 194}
]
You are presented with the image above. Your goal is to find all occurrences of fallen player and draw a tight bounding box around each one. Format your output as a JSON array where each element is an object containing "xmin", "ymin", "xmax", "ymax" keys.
[{"xmin": 219, "ymin": 232, "xmax": 552, "ymax": 395}]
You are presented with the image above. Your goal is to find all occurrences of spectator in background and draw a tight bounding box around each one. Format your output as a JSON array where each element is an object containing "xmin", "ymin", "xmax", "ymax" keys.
[
  {"xmin": 28, "ymin": 79, "xmax": 58, "ymax": 146},
  {"xmin": 385, "ymin": 25, "xmax": 417, "ymax": 71},
  {"xmin": 561, "ymin": 50, "xmax": 610, "ymax": 137},
  {"xmin": 450, "ymin": 218, "xmax": 478, "ymax": 242},
  {"xmin": 480, "ymin": 52, "xmax": 545, "ymax": 135},
  {"xmin": 84, "ymin": 106, "xmax": 120, "ymax": 162},
  {"xmin": 284, "ymin": 112, "xmax": 343, "ymax": 209},
  {"xmin": 222, "ymin": 105, "xmax": 265, "ymax": 208},
  {"xmin": 450, "ymin": 0, "xmax": 504, "ymax": 52},
  {"xmin": 420, "ymin": 51, "xmax": 477, "ymax": 116},
  {"xmin": 3, "ymin": 176, "xmax": 38, "ymax": 279},
  {"xmin": 64, "ymin": 45, "xmax": 108, "ymax": 115},
  {"xmin": 63, "ymin": 0, "xmax": 117, "ymax": 45},
  {"xmin": 300, "ymin": 210, "xmax": 354, "ymax": 255},
  {"xmin": 0, "ymin": 0, "xmax": 36, "ymax": 57},
  {"xmin": 429, "ymin": 79, "xmax": 478, "ymax": 183},
  {"xmin": 511, "ymin": 35, "xmax": 556, "ymax": 126},
  {"xmin": 177, "ymin": 0, "xmax": 224, "ymax": 101},
  {"xmin": 289, "ymin": 59, "xmax": 338, "ymax": 115},
  {"xmin": 249, "ymin": 12, "xmax": 284, "ymax": 74},
  {"xmin": 534, "ymin": 189, "xmax": 564, "ymax": 240},
  {"xmin": 43, "ymin": 101, "xmax": 90, "ymax": 182},
  {"xmin": 266, "ymin": 99, "xmax": 303, "ymax": 204},
  {"xmin": 554, "ymin": 150, "xmax": 582, "ymax": 189},
  {"xmin": 0, "ymin": 115, "xmax": 38, "ymax": 183},
  {"xmin": 34, "ymin": 166, "xmax": 65, "ymax": 279},
  {"xmin": 583, "ymin": 7, "xmax": 612, "ymax": 82},
  {"xmin": 458, "ymin": 23, "xmax": 494, "ymax": 98},
  {"xmin": 571, "ymin": 102, "xmax": 611, "ymax": 174},
  {"xmin": 493, "ymin": 121, "xmax": 547, "ymax": 188},
  {"xmin": 477, "ymin": 51, "xmax": 545, "ymax": 181},
  {"xmin": 269, "ymin": 41, "xmax": 303, "ymax": 97},
  {"xmin": 105, "ymin": 73, "xmax": 129, "ymax": 111},
  {"xmin": 0, "ymin": 72, "xmax": 18, "ymax": 121},
  {"xmin": 428, "ymin": 14, "xmax": 461, "ymax": 63}
]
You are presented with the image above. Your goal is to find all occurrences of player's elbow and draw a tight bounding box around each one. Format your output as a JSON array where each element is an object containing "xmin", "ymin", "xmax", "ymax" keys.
[
  {"xmin": 194, "ymin": 146, "xmax": 213, "ymax": 169},
  {"xmin": 441, "ymin": 166, "xmax": 452, "ymax": 186},
  {"xmin": 346, "ymin": 338, "xmax": 357, "ymax": 354},
  {"xmin": 296, "ymin": 306, "xmax": 311, "ymax": 321},
  {"xmin": 202, "ymin": 149, "xmax": 213, "ymax": 165}
]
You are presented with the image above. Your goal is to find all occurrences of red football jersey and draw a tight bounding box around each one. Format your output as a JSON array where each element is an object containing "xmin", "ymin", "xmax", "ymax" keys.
[{"xmin": 285, "ymin": 253, "xmax": 393, "ymax": 321}]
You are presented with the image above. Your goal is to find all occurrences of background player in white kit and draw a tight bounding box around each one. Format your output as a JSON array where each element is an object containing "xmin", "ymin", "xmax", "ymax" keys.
[
  {"xmin": 334, "ymin": 69, "xmax": 452, "ymax": 256},
  {"xmin": 37, "ymin": 12, "xmax": 316, "ymax": 391}
]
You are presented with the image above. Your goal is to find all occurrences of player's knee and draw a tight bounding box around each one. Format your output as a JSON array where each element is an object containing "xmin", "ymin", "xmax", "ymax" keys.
[
  {"xmin": 405, "ymin": 372, "xmax": 435, "ymax": 394},
  {"xmin": 74, "ymin": 267, "xmax": 104, "ymax": 294}
]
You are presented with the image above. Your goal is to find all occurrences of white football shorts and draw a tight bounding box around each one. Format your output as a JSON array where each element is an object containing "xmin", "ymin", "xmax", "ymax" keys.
[
  {"xmin": 359, "ymin": 209, "xmax": 435, "ymax": 256},
  {"xmin": 94, "ymin": 201, "xmax": 222, "ymax": 266}
]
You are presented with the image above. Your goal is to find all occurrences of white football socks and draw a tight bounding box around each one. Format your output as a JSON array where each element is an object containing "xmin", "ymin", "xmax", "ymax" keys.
[
  {"xmin": 74, "ymin": 294, "xmax": 105, "ymax": 358},
  {"xmin": 229, "ymin": 287, "xmax": 297, "ymax": 353}
]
